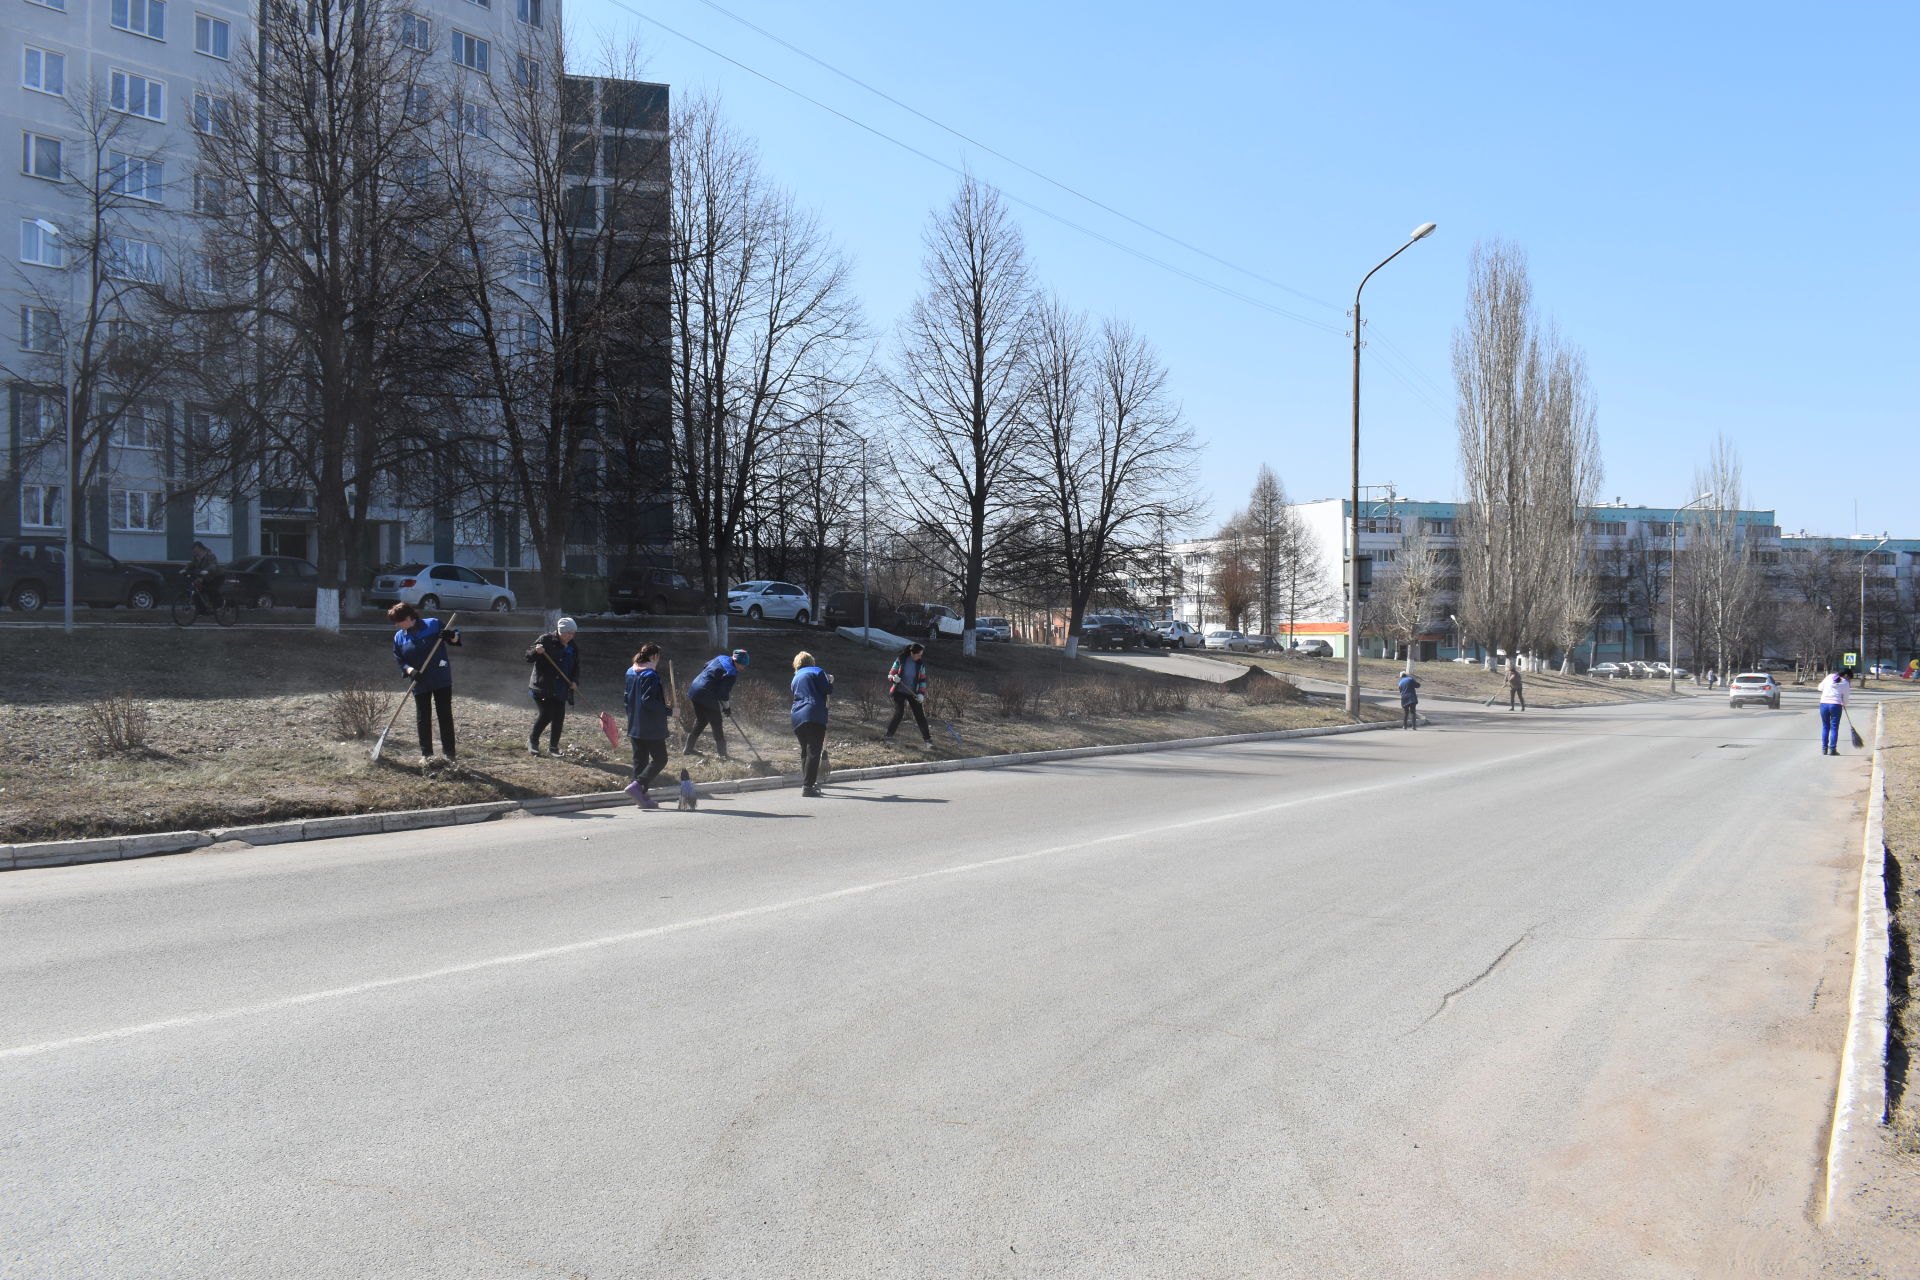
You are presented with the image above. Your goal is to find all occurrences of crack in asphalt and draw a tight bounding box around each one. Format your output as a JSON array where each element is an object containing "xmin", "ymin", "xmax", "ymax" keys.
[{"xmin": 1413, "ymin": 925, "xmax": 1541, "ymax": 1031}]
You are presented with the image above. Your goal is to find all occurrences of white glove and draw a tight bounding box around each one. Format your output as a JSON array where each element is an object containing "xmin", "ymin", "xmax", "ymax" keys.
[{"xmin": 915, "ymin": 693, "xmax": 925, "ymax": 704}]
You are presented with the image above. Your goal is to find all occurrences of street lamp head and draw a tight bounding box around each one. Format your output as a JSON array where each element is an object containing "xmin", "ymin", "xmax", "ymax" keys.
[
  {"xmin": 1409, "ymin": 222, "xmax": 1437, "ymax": 241},
  {"xmin": 33, "ymin": 218, "xmax": 61, "ymax": 238},
  {"xmin": 1695, "ymin": 491, "xmax": 1713, "ymax": 502}
]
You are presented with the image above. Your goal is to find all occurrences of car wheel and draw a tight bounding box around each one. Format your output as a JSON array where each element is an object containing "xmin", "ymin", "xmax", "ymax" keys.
[
  {"xmin": 491, "ymin": 597, "xmax": 512, "ymax": 612},
  {"xmin": 126, "ymin": 584, "xmax": 158, "ymax": 611},
  {"xmin": 9, "ymin": 582, "xmax": 45, "ymax": 612},
  {"xmin": 253, "ymin": 592, "xmax": 276, "ymax": 611},
  {"xmin": 747, "ymin": 605, "xmax": 763, "ymax": 620},
  {"xmin": 795, "ymin": 609, "xmax": 810, "ymax": 626},
  {"xmin": 653, "ymin": 597, "xmax": 671, "ymax": 616},
  {"xmin": 611, "ymin": 604, "xmax": 634, "ymax": 616},
  {"xmin": 418, "ymin": 594, "xmax": 440, "ymax": 611}
]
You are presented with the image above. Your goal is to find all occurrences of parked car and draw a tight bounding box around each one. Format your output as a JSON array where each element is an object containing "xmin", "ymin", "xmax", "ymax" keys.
[
  {"xmin": 895, "ymin": 602, "xmax": 963, "ymax": 639},
  {"xmin": 1081, "ymin": 614, "xmax": 1145, "ymax": 650},
  {"xmin": 217, "ymin": 555, "xmax": 320, "ymax": 610},
  {"xmin": 609, "ymin": 566, "xmax": 704, "ymax": 616},
  {"xmin": 727, "ymin": 580, "xmax": 812, "ymax": 623},
  {"xmin": 1755, "ymin": 657, "xmax": 1794, "ymax": 672},
  {"xmin": 1589, "ymin": 663, "xmax": 1630, "ymax": 679},
  {"xmin": 1149, "ymin": 620, "xmax": 1205, "ymax": 650},
  {"xmin": 1289, "ymin": 638, "xmax": 1335, "ymax": 658},
  {"xmin": 975, "ymin": 616, "xmax": 1013, "ymax": 642},
  {"xmin": 1868, "ymin": 663, "xmax": 1899, "ymax": 677},
  {"xmin": 1204, "ymin": 629, "xmax": 1254, "ymax": 652},
  {"xmin": 0, "ymin": 536, "xmax": 164, "ymax": 611},
  {"xmin": 1727, "ymin": 672, "xmax": 1781, "ymax": 709},
  {"xmin": 822, "ymin": 590, "xmax": 896, "ymax": 631},
  {"xmin": 1246, "ymin": 635, "xmax": 1281, "ymax": 653},
  {"xmin": 1626, "ymin": 661, "xmax": 1661, "ymax": 679},
  {"xmin": 367, "ymin": 563, "xmax": 517, "ymax": 612}
]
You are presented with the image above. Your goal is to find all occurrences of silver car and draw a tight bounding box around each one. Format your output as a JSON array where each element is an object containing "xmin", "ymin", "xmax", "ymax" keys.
[
  {"xmin": 1727, "ymin": 672, "xmax": 1780, "ymax": 709},
  {"xmin": 367, "ymin": 563, "xmax": 516, "ymax": 612}
]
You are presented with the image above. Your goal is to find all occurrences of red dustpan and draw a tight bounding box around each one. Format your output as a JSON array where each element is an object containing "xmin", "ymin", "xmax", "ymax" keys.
[{"xmin": 600, "ymin": 711, "xmax": 621, "ymax": 749}]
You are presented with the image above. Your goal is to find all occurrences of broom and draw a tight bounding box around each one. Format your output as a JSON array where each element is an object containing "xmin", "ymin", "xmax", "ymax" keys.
[
  {"xmin": 371, "ymin": 613, "xmax": 459, "ymax": 763},
  {"xmin": 1845, "ymin": 707, "xmax": 1865, "ymax": 751},
  {"xmin": 724, "ymin": 707, "xmax": 779, "ymax": 776}
]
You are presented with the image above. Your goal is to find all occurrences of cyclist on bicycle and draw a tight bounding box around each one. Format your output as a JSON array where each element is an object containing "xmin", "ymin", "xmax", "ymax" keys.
[{"xmin": 186, "ymin": 541, "xmax": 222, "ymax": 614}]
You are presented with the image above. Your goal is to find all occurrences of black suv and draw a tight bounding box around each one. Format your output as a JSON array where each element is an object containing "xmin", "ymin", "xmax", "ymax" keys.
[
  {"xmin": 824, "ymin": 590, "xmax": 895, "ymax": 630},
  {"xmin": 1, "ymin": 536, "xmax": 165, "ymax": 611},
  {"xmin": 1081, "ymin": 614, "xmax": 1144, "ymax": 650},
  {"xmin": 609, "ymin": 566, "xmax": 705, "ymax": 616}
]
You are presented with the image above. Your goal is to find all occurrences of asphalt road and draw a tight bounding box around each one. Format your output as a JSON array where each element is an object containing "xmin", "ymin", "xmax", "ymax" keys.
[{"xmin": 1, "ymin": 691, "xmax": 1881, "ymax": 1278}]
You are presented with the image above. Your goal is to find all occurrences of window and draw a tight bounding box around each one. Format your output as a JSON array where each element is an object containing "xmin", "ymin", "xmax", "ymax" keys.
[
  {"xmin": 106, "ymin": 235, "xmax": 163, "ymax": 282},
  {"xmin": 23, "ymin": 47, "xmax": 66, "ymax": 96},
  {"xmin": 111, "ymin": 0, "xmax": 166, "ymax": 38},
  {"xmin": 20, "ymin": 219, "xmax": 64, "ymax": 267},
  {"xmin": 1587, "ymin": 520, "xmax": 1627, "ymax": 535},
  {"xmin": 451, "ymin": 30, "xmax": 490, "ymax": 73},
  {"xmin": 515, "ymin": 54, "xmax": 541, "ymax": 89},
  {"xmin": 23, "ymin": 133, "xmax": 63, "ymax": 181},
  {"xmin": 400, "ymin": 12, "xmax": 431, "ymax": 50},
  {"xmin": 457, "ymin": 99, "xmax": 489, "ymax": 138},
  {"xmin": 15, "ymin": 390, "xmax": 63, "ymax": 441},
  {"xmin": 1646, "ymin": 521, "xmax": 1675, "ymax": 538},
  {"xmin": 192, "ymin": 253, "xmax": 222, "ymax": 291},
  {"xmin": 404, "ymin": 84, "xmax": 433, "ymax": 115},
  {"xmin": 194, "ymin": 13, "xmax": 230, "ymax": 58},
  {"xmin": 1750, "ymin": 525, "xmax": 1780, "ymax": 539},
  {"xmin": 509, "ymin": 248, "xmax": 543, "ymax": 286},
  {"xmin": 20, "ymin": 484, "xmax": 63, "ymax": 529},
  {"xmin": 1418, "ymin": 517, "xmax": 1455, "ymax": 536},
  {"xmin": 110, "ymin": 488, "xmax": 167, "ymax": 532},
  {"xmin": 110, "ymin": 70, "xmax": 167, "ymax": 121},
  {"xmin": 192, "ymin": 172, "xmax": 227, "ymax": 214},
  {"xmin": 116, "ymin": 402, "xmax": 164, "ymax": 449},
  {"xmin": 28, "ymin": 0, "xmax": 68, "ymax": 10},
  {"xmin": 193, "ymin": 494, "xmax": 230, "ymax": 535},
  {"xmin": 20, "ymin": 306, "xmax": 62, "ymax": 352},
  {"xmin": 516, "ymin": 0, "xmax": 541, "ymax": 23},
  {"xmin": 109, "ymin": 153, "xmax": 165, "ymax": 202},
  {"xmin": 1357, "ymin": 516, "xmax": 1401, "ymax": 534},
  {"xmin": 192, "ymin": 92, "xmax": 233, "ymax": 137}
]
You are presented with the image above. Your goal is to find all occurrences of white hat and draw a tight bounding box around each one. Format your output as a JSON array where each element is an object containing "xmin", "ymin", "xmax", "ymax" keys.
[{"xmin": 556, "ymin": 617, "xmax": 578, "ymax": 633}]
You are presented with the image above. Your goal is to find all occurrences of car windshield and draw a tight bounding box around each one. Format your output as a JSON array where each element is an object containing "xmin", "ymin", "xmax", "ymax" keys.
[
  {"xmin": 229, "ymin": 557, "xmax": 268, "ymax": 571},
  {"xmin": 731, "ymin": 582, "xmax": 769, "ymax": 593},
  {"xmin": 980, "ymin": 618, "xmax": 1007, "ymax": 627}
]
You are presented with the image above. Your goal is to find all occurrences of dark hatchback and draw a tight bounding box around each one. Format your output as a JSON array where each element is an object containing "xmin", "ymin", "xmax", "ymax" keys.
[
  {"xmin": 823, "ymin": 590, "xmax": 896, "ymax": 630},
  {"xmin": 219, "ymin": 555, "xmax": 321, "ymax": 609},
  {"xmin": 1081, "ymin": 614, "xmax": 1145, "ymax": 650},
  {"xmin": 0, "ymin": 536, "xmax": 165, "ymax": 611},
  {"xmin": 609, "ymin": 566, "xmax": 706, "ymax": 616}
]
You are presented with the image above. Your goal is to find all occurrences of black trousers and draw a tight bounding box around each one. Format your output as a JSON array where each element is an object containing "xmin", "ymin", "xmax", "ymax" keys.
[
  {"xmin": 794, "ymin": 722, "xmax": 827, "ymax": 788},
  {"xmin": 685, "ymin": 703, "xmax": 728, "ymax": 756},
  {"xmin": 1508, "ymin": 688, "xmax": 1526, "ymax": 710},
  {"xmin": 886, "ymin": 691, "xmax": 931, "ymax": 741},
  {"xmin": 531, "ymin": 698, "xmax": 567, "ymax": 749},
  {"xmin": 1402, "ymin": 702, "xmax": 1417, "ymax": 729},
  {"xmin": 630, "ymin": 737, "xmax": 668, "ymax": 786},
  {"xmin": 414, "ymin": 686, "xmax": 455, "ymax": 758}
]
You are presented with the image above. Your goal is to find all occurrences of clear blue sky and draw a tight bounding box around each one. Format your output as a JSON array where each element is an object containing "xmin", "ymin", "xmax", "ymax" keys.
[{"xmin": 571, "ymin": 0, "xmax": 1916, "ymax": 538}]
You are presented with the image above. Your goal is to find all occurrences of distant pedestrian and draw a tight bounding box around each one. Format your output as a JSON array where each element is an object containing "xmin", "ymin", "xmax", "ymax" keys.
[
  {"xmin": 1707, "ymin": 668, "xmax": 1718, "ymax": 690},
  {"xmin": 1505, "ymin": 664, "xmax": 1526, "ymax": 711},
  {"xmin": 623, "ymin": 644, "xmax": 673, "ymax": 807},
  {"xmin": 1817, "ymin": 666, "xmax": 1851, "ymax": 756},
  {"xmin": 525, "ymin": 617, "xmax": 579, "ymax": 756},
  {"xmin": 883, "ymin": 642, "xmax": 934, "ymax": 746},
  {"xmin": 1398, "ymin": 671, "xmax": 1421, "ymax": 729},
  {"xmin": 389, "ymin": 602, "xmax": 461, "ymax": 766},
  {"xmin": 684, "ymin": 648, "xmax": 749, "ymax": 759},
  {"xmin": 790, "ymin": 650, "xmax": 833, "ymax": 798}
]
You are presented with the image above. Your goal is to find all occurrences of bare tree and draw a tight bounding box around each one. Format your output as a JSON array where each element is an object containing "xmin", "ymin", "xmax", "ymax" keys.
[
  {"xmin": 1675, "ymin": 437, "xmax": 1761, "ymax": 674},
  {"xmin": 1455, "ymin": 240, "xmax": 1601, "ymax": 667},
  {"xmin": 1276, "ymin": 503, "xmax": 1334, "ymax": 644},
  {"xmin": 1018, "ymin": 301, "xmax": 1202, "ymax": 658},
  {"xmin": 1380, "ymin": 536, "xmax": 1442, "ymax": 664},
  {"xmin": 891, "ymin": 175, "xmax": 1036, "ymax": 657},
  {"xmin": 1242, "ymin": 467, "xmax": 1288, "ymax": 636},
  {"xmin": 1208, "ymin": 513, "xmax": 1257, "ymax": 631}
]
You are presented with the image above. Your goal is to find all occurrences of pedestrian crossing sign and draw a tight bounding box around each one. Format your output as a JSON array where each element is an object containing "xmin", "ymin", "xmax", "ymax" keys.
[{"xmin": 1843, "ymin": 651, "xmax": 1858, "ymax": 667}]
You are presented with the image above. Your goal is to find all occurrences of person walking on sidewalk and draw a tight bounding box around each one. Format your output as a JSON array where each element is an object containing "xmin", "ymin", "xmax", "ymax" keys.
[
  {"xmin": 883, "ymin": 642, "xmax": 934, "ymax": 746},
  {"xmin": 790, "ymin": 650, "xmax": 833, "ymax": 798},
  {"xmin": 1505, "ymin": 663, "xmax": 1526, "ymax": 711},
  {"xmin": 623, "ymin": 644, "xmax": 674, "ymax": 807},
  {"xmin": 390, "ymin": 602, "xmax": 462, "ymax": 766},
  {"xmin": 1398, "ymin": 671, "xmax": 1421, "ymax": 729},
  {"xmin": 525, "ymin": 617, "xmax": 579, "ymax": 756},
  {"xmin": 1817, "ymin": 666, "xmax": 1852, "ymax": 756},
  {"xmin": 684, "ymin": 648, "xmax": 749, "ymax": 759}
]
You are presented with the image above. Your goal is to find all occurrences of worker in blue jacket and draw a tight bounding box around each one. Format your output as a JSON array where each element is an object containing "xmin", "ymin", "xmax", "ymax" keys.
[
  {"xmin": 789, "ymin": 650, "xmax": 833, "ymax": 797},
  {"xmin": 684, "ymin": 648, "xmax": 749, "ymax": 760},
  {"xmin": 390, "ymin": 602, "xmax": 461, "ymax": 765},
  {"xmin": 623, "ymin": 643, "xmax": 673, "ymax": 808}
]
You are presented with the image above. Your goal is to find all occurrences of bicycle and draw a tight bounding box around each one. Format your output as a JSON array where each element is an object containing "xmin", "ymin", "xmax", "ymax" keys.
[{"xmin": 171, "ymin": 574, "xmax": 238, "ymax": 627}]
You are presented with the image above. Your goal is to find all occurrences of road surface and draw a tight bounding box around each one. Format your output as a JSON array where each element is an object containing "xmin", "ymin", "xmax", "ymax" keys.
[{"xmin": 1, "ymin": 694, "xmax": 1878, "ymax": 1277}]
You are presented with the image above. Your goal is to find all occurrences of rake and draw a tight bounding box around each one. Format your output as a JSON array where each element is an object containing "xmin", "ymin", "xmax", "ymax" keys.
[
  {"xmin": 724, "ymin": 707, "xmax": 780, "ymax": 776},
  {"xmin": 371, "ymin": 613, "xmax": 459, "ymax": 763},
  {"xmin": 533, "ymin": 645, "xmax": 617, "ymax": 752}
]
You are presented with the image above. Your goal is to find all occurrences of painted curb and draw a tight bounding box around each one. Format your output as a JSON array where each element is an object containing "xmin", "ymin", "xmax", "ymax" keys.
[
  {"xmin": 1821, "ymin": 701, "xmax": 1892, "ymax": 1222},
  {"xmin": 1, "ymin": 715, "xmax": 1406, "ymax": 870}
]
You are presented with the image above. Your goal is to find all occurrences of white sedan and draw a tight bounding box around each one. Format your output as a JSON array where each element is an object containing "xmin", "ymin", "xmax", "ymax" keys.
[
  {"xmin": 727, "ymin": 580, "xmax": 813, "ymax": 623},
  {"xmin": 1203, "ymin": 629, "xmax": 1254, "ymax": 652}
]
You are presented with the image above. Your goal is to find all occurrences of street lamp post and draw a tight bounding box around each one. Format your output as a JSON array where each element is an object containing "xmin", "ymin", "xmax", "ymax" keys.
[
  {"xmin": 827, "ymin": 417, "xmax": 872, "ymax": 643},
  {"xmin": 1668, "ymin": 492, "xmax": 1714, "ymax": 696},
  {"xmin": 1346, "ymin": 222, "xmax": 1436, "ymax": 717},
  {"xmin": 34, "ymin": 218, "xmax": 75, "ymax": 635},
  {"xmin": 1860, "ymin": 536, "xmax": 1889, "ymax": 682}
]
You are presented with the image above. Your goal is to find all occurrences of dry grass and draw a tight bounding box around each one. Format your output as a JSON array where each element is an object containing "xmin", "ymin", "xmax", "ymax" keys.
[
  {"xmin": 1880, "ymin": 698, "xmax": 1920, "ymax": 1142},
  {"xmin": 0, "ymin": 625, "xmax": 1387, "ymax": 843},
  {"xmin": 79, "ymin": 691, "xmax": 150, "ymax": 756},
  {"xmin": 1222, "ymin": 652, "xmax": 1676, "ymax": 707}
]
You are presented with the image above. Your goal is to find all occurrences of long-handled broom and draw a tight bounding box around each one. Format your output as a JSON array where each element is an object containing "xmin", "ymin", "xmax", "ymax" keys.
[
  {"xmin": 1845, "ymin": 707, "xmax": 1866, "ymax": 751},
  {"xmin": 724, "ymin": 707, "xmax": 780, "ymax": 777},
  {"xmin": 532, "ymin": 646, "xmax": 618, "ymax": 752},
  {"xmin": 371, "ymin": 613, "xmax": 459, "ymax": 763}
]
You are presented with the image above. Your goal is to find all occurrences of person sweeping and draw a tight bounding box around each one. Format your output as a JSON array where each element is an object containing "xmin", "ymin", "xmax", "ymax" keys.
[
  {"xmin": 684, "ymin": 648, "xmax": 748, "ymax": 760},
  {"xmin": 1817, "ymin": 665, "xmax": 1852, "ymax": 756},
  {"xmin": 1504, "ymin": 663, "xmax": 1526, "ymax": 712},
  {"xmin": 390, "ymin": 602, "xmax": 461, "ymax": 766},
  {"xmin": 1398, "ymin": 670, "xmax": 1421, "ymax": 729},
  {"xmin": 790, "ymin": 650, "xmax": 833, "ymax": 798},
  {"xmin": 882, "ymin": 642, "xmax": 933, "ymax": 747},
  {"xmin": 525, "ymin": 617, "xmax": 579, "ymax": 757},
  {"xmin": 623, "ymin": 644, "xmax": 673, "ymax": 808}
]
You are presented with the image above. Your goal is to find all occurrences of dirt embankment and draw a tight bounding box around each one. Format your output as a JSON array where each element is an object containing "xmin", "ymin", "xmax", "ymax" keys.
[{"xmin": 0, "ymin": 624, "xmax": 1381, "ymax": 843}]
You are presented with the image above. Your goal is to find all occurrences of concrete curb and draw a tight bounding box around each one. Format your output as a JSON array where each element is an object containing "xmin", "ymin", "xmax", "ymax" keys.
[
  {"xmin": 1821, "ymin": 702, "xmax": 1892, "ymax": 1222},
  {"xmin": 0, "ymin": 716, "xmax": 1406, "ymax": 871}
]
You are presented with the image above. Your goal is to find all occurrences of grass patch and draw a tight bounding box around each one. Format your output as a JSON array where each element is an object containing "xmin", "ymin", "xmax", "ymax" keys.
[
  {"xmin": 1218, "ymin": 652, "xmax": 1677, "ymax": 707},
  {"xmin": 1880, "ymin": 698, "xmax": 1920, "ymax": 1141},
  {"xmin": 0, "ymin": 625, "xmax": 1387, "ymax": 843}
]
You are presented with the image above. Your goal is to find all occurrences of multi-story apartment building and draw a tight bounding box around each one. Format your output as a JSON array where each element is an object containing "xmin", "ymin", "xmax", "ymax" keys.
[{"xmin": 3, "ymin": 0, "xmax": 671, "ymax": 601}]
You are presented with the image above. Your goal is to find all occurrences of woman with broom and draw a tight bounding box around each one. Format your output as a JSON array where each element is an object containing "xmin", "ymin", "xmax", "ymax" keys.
[
  {"xmin": 623, "ymin": 643, "xmax": 674, "ymax": 808},
  {"xmin": 1817, "ymin": 665, "xmax": 1853, "ymax": 756},
  {"xmin": 389, "ymin": 602, "xmax": 462, "ymax": 766},
  {"xmin": 525, "ymin": 617, "xmax": 579, "ymax": 757}
]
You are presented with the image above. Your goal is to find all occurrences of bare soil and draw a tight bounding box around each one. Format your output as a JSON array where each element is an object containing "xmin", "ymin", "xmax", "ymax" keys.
[{"xmin": 0, "ymin": 624, "xmax": 1384, "ymax": 843}]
